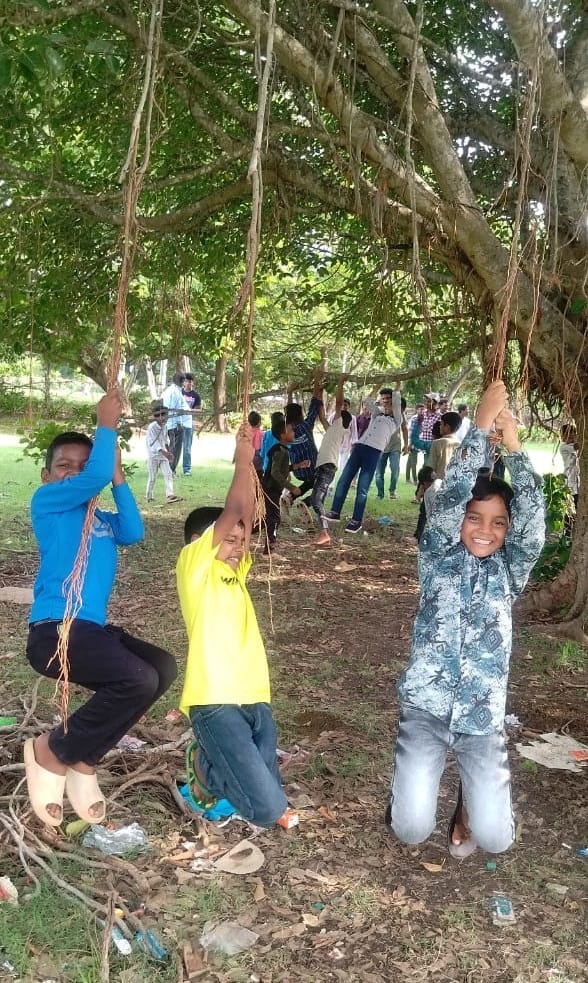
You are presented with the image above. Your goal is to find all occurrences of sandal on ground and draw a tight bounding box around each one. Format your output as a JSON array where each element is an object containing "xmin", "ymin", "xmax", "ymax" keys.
[
  {"xmin": 447, "ymin": 782, "xmax": 477, "ymax": 859},
  {"xmin": 24, "ymin": 738, "xmax": 66, "ymax": 828},
  {"xmin": 185, "ymin": 740, "xmax": 217, "ymax": 811},
  {"xmin": 65, "ymin": 769, "xmax": 106, "ymax": 824}
]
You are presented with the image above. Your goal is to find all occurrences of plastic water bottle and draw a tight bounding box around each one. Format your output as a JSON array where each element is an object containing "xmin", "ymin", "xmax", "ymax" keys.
[{"xmin": 134, "ymin": 930, "xmax": 169, "ymax": 961}]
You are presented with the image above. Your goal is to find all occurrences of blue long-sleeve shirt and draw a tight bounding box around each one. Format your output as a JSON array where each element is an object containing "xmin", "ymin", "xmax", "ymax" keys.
[
  {"xmin": 30, "ymin": 427, "xmax": 144, "ymax": 626},
  {"xmin": 397, "ymin": 426, "xmax": 545, "ymax": 735}
]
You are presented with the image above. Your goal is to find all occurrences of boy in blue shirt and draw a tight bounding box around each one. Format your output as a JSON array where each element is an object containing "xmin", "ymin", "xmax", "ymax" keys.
[
  {"xmin": 25, "ymin": 390, "xmax": 176, "ymax": 827},
  {"xmin": 387, "ymin": 381, "xmax": 545, "ymax": 858}
]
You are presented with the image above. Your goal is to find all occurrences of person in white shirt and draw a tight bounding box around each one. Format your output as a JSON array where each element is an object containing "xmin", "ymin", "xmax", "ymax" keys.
[
  {"xmin": 312, "ymin": 377, "xmax": 352, "ymax": 546},
  {"xmin": 162, "ymin": 372, "xmax": 188, "ymax": 475},
  {"xmin": 326, "ymin": 387, "xmax": 403, "ymax": 534},
  {"xmin": 455, "ymin": 403, "xmax": 471, "ymax": 443}
]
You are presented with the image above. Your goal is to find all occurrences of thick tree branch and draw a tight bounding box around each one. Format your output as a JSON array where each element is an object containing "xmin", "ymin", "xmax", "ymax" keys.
[{"xmin": 489, "ymin": 0, "xmax": 588, "ymax": 175}]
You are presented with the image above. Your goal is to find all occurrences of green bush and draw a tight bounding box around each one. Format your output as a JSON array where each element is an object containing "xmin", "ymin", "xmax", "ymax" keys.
[{"xmin": 532, "ymin": 473, "xmax": 573, "ymax": 582}]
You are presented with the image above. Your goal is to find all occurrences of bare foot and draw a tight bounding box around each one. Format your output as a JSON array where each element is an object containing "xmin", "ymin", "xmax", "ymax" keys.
[
  {"xmin": 451, "ymin": 805, "xmax": 471, "ymax": 845},
  {"xmin": 33, "ymin": 734, "xmax": 66, "ymax": 820},
  {"xmin": 314, "ymin": 531, "xmax": 331, "ymax": 546}
]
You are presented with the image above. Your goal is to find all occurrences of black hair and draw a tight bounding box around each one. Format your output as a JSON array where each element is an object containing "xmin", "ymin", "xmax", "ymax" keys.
[
  {"xmin": 458, "ymin": 403, "xmax": 468, "ymax": 412},
  {"xmin": 343, "ymin": 398, "xmax": 351, "ymax": 407},
  {"xmin": 379, "ymin": 387, "xmax": 393, "ymax": 397},
  {"xmin": 417, "ymin": 465, "xmax": 436, "ymax": 485},
  {"xmin": 285, "ymin": 402, "xmax": 303, "ymax": 425},
  {"xmin": 469, "ymin": 473, "xmax": 514, "ymax": 517},
  {"xmin": 271, "ymin": 418, "xmax": 288, "ymax": 439},
  {"xmin": 432, "ymin": 420, "xmax": 442, "ymax": 440},
  {"xmin": 172, "ymin": 371, "xmax": 185, "ymax": 386},
  {"xmin": 270, "ymin": 410, "xmax": 284, "ymax": 426},
  {"xmin": 151, "ymin": 399, "xmax": 167, "ymax": 414},
  {"xmin": 248, "ymin": 410, "xmax": 262, "ymax": 428},
  {"xmin": 341, "ymin": 409, "xmax": 352, "ymax": 429},
  {"xmin": 183, "ymin": 373, "xmax": 194, "ymax": 382},
  {"xmin": 184, "ymin": 506, "xmax": 223, "ymax": 544},
  {"xmin": 44, "ymin": 432, "xmax": 93, "ymax": 470},
  {"xmin": 441, "ymin": 411, "xmax": 461, "ymax": 434}
]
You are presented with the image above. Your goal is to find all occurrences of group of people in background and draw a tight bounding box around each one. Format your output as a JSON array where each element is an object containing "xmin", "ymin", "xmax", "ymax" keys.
[{"xmin": 145, "ymin": 372, "xmax": 202, "ymax": 504}]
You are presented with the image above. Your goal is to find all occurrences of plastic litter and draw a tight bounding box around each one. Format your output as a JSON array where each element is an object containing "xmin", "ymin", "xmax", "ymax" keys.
[
  {"xmin": 489, "ymin": 893, "xmax": 516, "ymax": 925},
  {"xmin": 291, "ymin": 526, "xmax": 305, "ymax": 534},
  {"xmin": 134, "ymin": 929, "xmax": 169, "ymax": 961},
  {"xmin": 576, "ymin": 846, "xmax": 588, "ymax": 857},
  {"xmin": 200, "ymin": 920, "xmax": 259, "ymax": 956},
  {"xmin": 82, "ymin": 822, "xmax": 148, "ymax": 856},
  {"xmin": 516, "ymin": 732, "xmax": 588, "ymax": 773},
  {"xmin": 377, "ymin": 515, "xmax": 395, "ymax": 526},
  {"xmin": 0, "ymin": 716, "xmax": 17, "ymax": 728},
  {"xmin": 277, "ymin": 808, "xmax": 299, "ymax": 830},
  {"xmin": 116, "ymin": 734, "xmax": 147, "ymax": 751},
  {"xmin": 504, "ymin": 713, "xmax": 522, "ymax": 729},
  {"xmin": 485, "ymin": 861, "xmax": 497, "ymax": 871},
  {"xmin": 165, "ymin": 708, "xmax": 182, "ymax": 723},
  {"xmin": 97, "ymin": 920, "xmax": 132, "ymax": 956},
  {"xmin": 0, "ymin": 876, "xmax": 18, "ymax": 904}
]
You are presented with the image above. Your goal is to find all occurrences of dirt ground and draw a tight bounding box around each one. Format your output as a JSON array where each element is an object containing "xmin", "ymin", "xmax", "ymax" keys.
[{"xmin": 0, "ymin": 509, "xmax": 587, "ymax": 983}]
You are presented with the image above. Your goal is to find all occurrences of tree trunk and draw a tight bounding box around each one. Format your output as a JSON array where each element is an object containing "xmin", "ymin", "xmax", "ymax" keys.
[
  {"xmin": 144, "ymin": 356, "xmax": 158, "ymax": 399},
  {"xmin": 157, "ymin": 359, "xmax": 168, "ymax": 395},
  {"xmin": 213, "ymin": 354, "xmax": 229, "ymax": 432},
  {"xmin": 42, "ymin": 359, "xmax": 51, "ymax": 412}
]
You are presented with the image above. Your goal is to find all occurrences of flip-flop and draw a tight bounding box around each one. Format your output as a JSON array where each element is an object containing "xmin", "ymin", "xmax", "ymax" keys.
[
  {"xmin": 23, "ymin": 738, "xmax": 66, "ymax": 827},
  {"xmin": 185, "ymin": 740, "xmax": 217, "ymax": 811},
  {"xmin": 448, "ymin": 782, "xmax": 477, "ymax": 859},
  {"xmin": 65, "ymin": 769, "xmax": 106, "ymax": 824}
]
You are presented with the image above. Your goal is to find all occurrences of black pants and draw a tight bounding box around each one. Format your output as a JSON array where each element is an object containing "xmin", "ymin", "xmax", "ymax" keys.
[
  {"xmin": 26, "ymin": 620, "xmax": 177, "ymax": 766},
  {"xmin": 261, "ymin": 487, "xmax": 281, "ymax": 552},
  {"xmin": 168, "ymin": 425, "xmax": 183, "ymax": 474},
  {"xmin": 414, "ymin": 500, "xmax": 427, "ymax": 542},
  {"xmin": 310, "ymin": 463, "xmax": 336, "ymax": 528}
]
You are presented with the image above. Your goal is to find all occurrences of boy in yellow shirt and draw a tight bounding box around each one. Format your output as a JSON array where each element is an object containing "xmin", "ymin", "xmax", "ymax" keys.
[{"xmin": 176, "ymin": 423, "xmax": 288, "ymax": 827}]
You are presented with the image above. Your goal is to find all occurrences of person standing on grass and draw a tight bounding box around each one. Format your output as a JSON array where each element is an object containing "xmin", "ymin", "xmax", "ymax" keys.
[
  {"xmin": 162, "ymin": 371, "xmax": 186, "ymax": 475},
  {"xmin": 455, "ymin": 403, "xmax": 471, "ymax": 443},
  {"xmin": 24, "ymin": 390, "xmax": 177, "ymax": 828},
  {"xmin": 145, "ymin": 400, "xmax": 182, "ymax": 504},
  {"xmin": 261, "ymin": 418, "xmax": 305, "ymax": 555},
  {"xmin": 406, "ymin": 403, "xmax": 425, "ymax": 484},
  {"xmin": 428, "ymin": 411, "xmax": 462, "ymax": 480},
  {"xmin": 284, "ymin": 369, "xmax": 326, "ymax": 500},
  {"xmin": 180, "ymin": 373, "xmax": 202, "ymax": 477},
  {"xmin": 326, "ymin": 386, "xmax": 403, "ymax": 533},
  {"xmin": 375, "ymin": 398, "xmax": 408, "ymax": 500},
  {"xmin": 176, "ymin": 422, "xmax": 289, "ymax": 827},
  {"xmin": 386, "ymin": 380, "xmax": 545, "ymax": 859}
]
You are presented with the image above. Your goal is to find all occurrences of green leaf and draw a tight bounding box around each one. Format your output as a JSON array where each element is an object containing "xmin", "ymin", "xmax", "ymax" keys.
[
  {"xmin": 45, "ymin": 47, "xmax": 66, "ymax": 75},
  {"xmin": 85, "ymin": 39, "xmax": 116, "ymax": 55}
]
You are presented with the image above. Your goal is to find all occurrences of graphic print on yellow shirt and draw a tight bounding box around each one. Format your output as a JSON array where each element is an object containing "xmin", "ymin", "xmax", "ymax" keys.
[{"xmin": 177, "ymin": 526, "xmax": 270, "ymax": 714}]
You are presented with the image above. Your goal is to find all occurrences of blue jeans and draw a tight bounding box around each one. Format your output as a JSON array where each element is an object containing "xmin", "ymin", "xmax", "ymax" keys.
[
  {"xmin": 375, "ymin": 449, "xmax": 400, "ymax": 497},
  {"xmin": 189, "ymin": 703, "xmax": 287, "ymax": 827},
  {"xmin": 331, "ymin": 444, "xmax": 382, "ymax": 523},
  {"xmin": 182, "ymin": 426, "xmax": 194, "ymax": 474},
  {"xmin": 389, "ymin": 704, "xmax": 514, "ymax": 853},
  {"xmin": 405, "ymin": 449, "xmax": 419, "ymax": 483}
]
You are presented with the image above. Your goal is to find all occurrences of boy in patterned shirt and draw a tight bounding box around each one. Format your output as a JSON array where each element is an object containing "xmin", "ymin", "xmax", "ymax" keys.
[{"xmin": 387, "ymin": 381, "xmax": 545, "ymax": 858}]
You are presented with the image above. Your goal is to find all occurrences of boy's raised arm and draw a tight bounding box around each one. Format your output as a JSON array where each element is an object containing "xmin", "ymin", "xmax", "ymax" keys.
[{"xmin": 212, "ymin": 423, "xmax": 255, "ymax": 548}]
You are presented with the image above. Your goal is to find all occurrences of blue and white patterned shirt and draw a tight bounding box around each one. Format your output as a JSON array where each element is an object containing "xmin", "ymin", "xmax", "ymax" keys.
[{"xmin": 397, "ymin": 426, "xmax": 545, "ymax": 735}]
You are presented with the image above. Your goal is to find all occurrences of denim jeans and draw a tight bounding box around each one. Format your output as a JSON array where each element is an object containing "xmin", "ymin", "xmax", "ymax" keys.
[
  {"xmin": 388, "ymin": 704, "xmax": 514, "ymax": 853},
  {"xmin": 375, "ymin": 449, "xmax": 400, "ymax": 497},
  {"xmin": 311, "ymin": 463, "xmax": 336, "ymax": 528},
  {"xmin": 405, "ymin": 449, "xmax": 420, "ymax": 483},
  {"xmin": 331, "ymin": 444, "xmax": 382, "ymax": 523},
  {"xmin": 190, "ymin": 703, "xmax": 287, "ymax": 827},
  {"xmin": 182, "ymin": 426, "xmax": 194, "ymax": 474}
]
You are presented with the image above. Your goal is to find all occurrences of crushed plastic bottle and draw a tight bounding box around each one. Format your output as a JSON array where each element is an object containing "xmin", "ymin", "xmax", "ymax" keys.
[
  {"xmin": 82, "ymin": 822, "xmax": 148, "ymax": 856},
  {"xmin": 97, "ymin": 920, "xmax": 132, "ymax": 956},
  {"xmin": 200, "ymin": 920, "xmax": 259, "ymax": 956}
]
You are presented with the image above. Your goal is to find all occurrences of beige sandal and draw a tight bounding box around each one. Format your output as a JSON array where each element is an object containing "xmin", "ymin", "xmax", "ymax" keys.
[
  {"xmin": 65, "ymin": 769, "xmax": 106, "ymax": 824},
  {"xmin": 24, "ymin": 738, "xmax": 66, "ymax": 827}
]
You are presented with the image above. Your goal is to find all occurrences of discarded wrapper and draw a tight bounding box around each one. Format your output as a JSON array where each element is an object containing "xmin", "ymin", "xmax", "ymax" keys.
[
  {"xmin": 165, "ymin": 709, "xmax": 183, "ymax": 723},
  {"xmin": 277, "ymin": 808, "xmax": 299, "ymax": 830},
  {"xmin": 490, "ymin": 893, "xmax": 516, "ymax": 925}
]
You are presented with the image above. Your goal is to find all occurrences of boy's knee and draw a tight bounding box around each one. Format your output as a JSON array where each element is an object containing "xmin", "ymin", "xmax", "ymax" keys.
[
  {"xmin": 129, "ymin": 663, "xmax": 160, "ymax": 702},
  {"xmin": 249, "ymin": 789, "xmax": 288, "ymax": 828},
  {"xmin": 388, "ymin": 796, "xmax": 435, "ymax": 845},
  {"xmin": 159, "ymin": 653, "xmax": 178, "ymax": 692},
  {"xmin": 470, "ymin": 819, "xmax": 514, "ymax": 855}
]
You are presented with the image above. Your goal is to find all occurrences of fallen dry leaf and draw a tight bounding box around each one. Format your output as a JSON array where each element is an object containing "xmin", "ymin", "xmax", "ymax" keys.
[
  {"xmin": 420, "ymin": 860, "xmax": 446, "ymax": 873},
  {"xmin": 334, "ymin": 562, "xmax": 357, "ymax": 573},
  {"xmin": 253, "ymin": 878, "xmax": 266, "ymax": 902},
  {"xmin": 301, "ymin": 913, "xmax": 320, "ymax": 928},
  {"xmin": 318, "ymin": 805, "xmax": 338, "ymax": 823},
  {"xmin": 271, "ymin": 922, "xmax": 306, "ymax": 941}
]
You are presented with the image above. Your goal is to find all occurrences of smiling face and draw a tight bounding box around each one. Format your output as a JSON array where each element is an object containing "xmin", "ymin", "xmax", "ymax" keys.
[
  {"xmin": 215, "ymin": 521, "xmax": 246, "ymax": 570},
  {"xmin": 42, "ymin": 442, "xmax": 92, "ymax": 484},
  {"xmin": 460, "ymin": 495, "xmax": 510, "ymax": 558}
]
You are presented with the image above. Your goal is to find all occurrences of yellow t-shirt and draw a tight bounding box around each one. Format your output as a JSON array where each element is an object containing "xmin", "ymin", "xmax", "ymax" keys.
[{"xmin": 177, "ymin": 526, "xmax": 270, "ymax": 715}]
